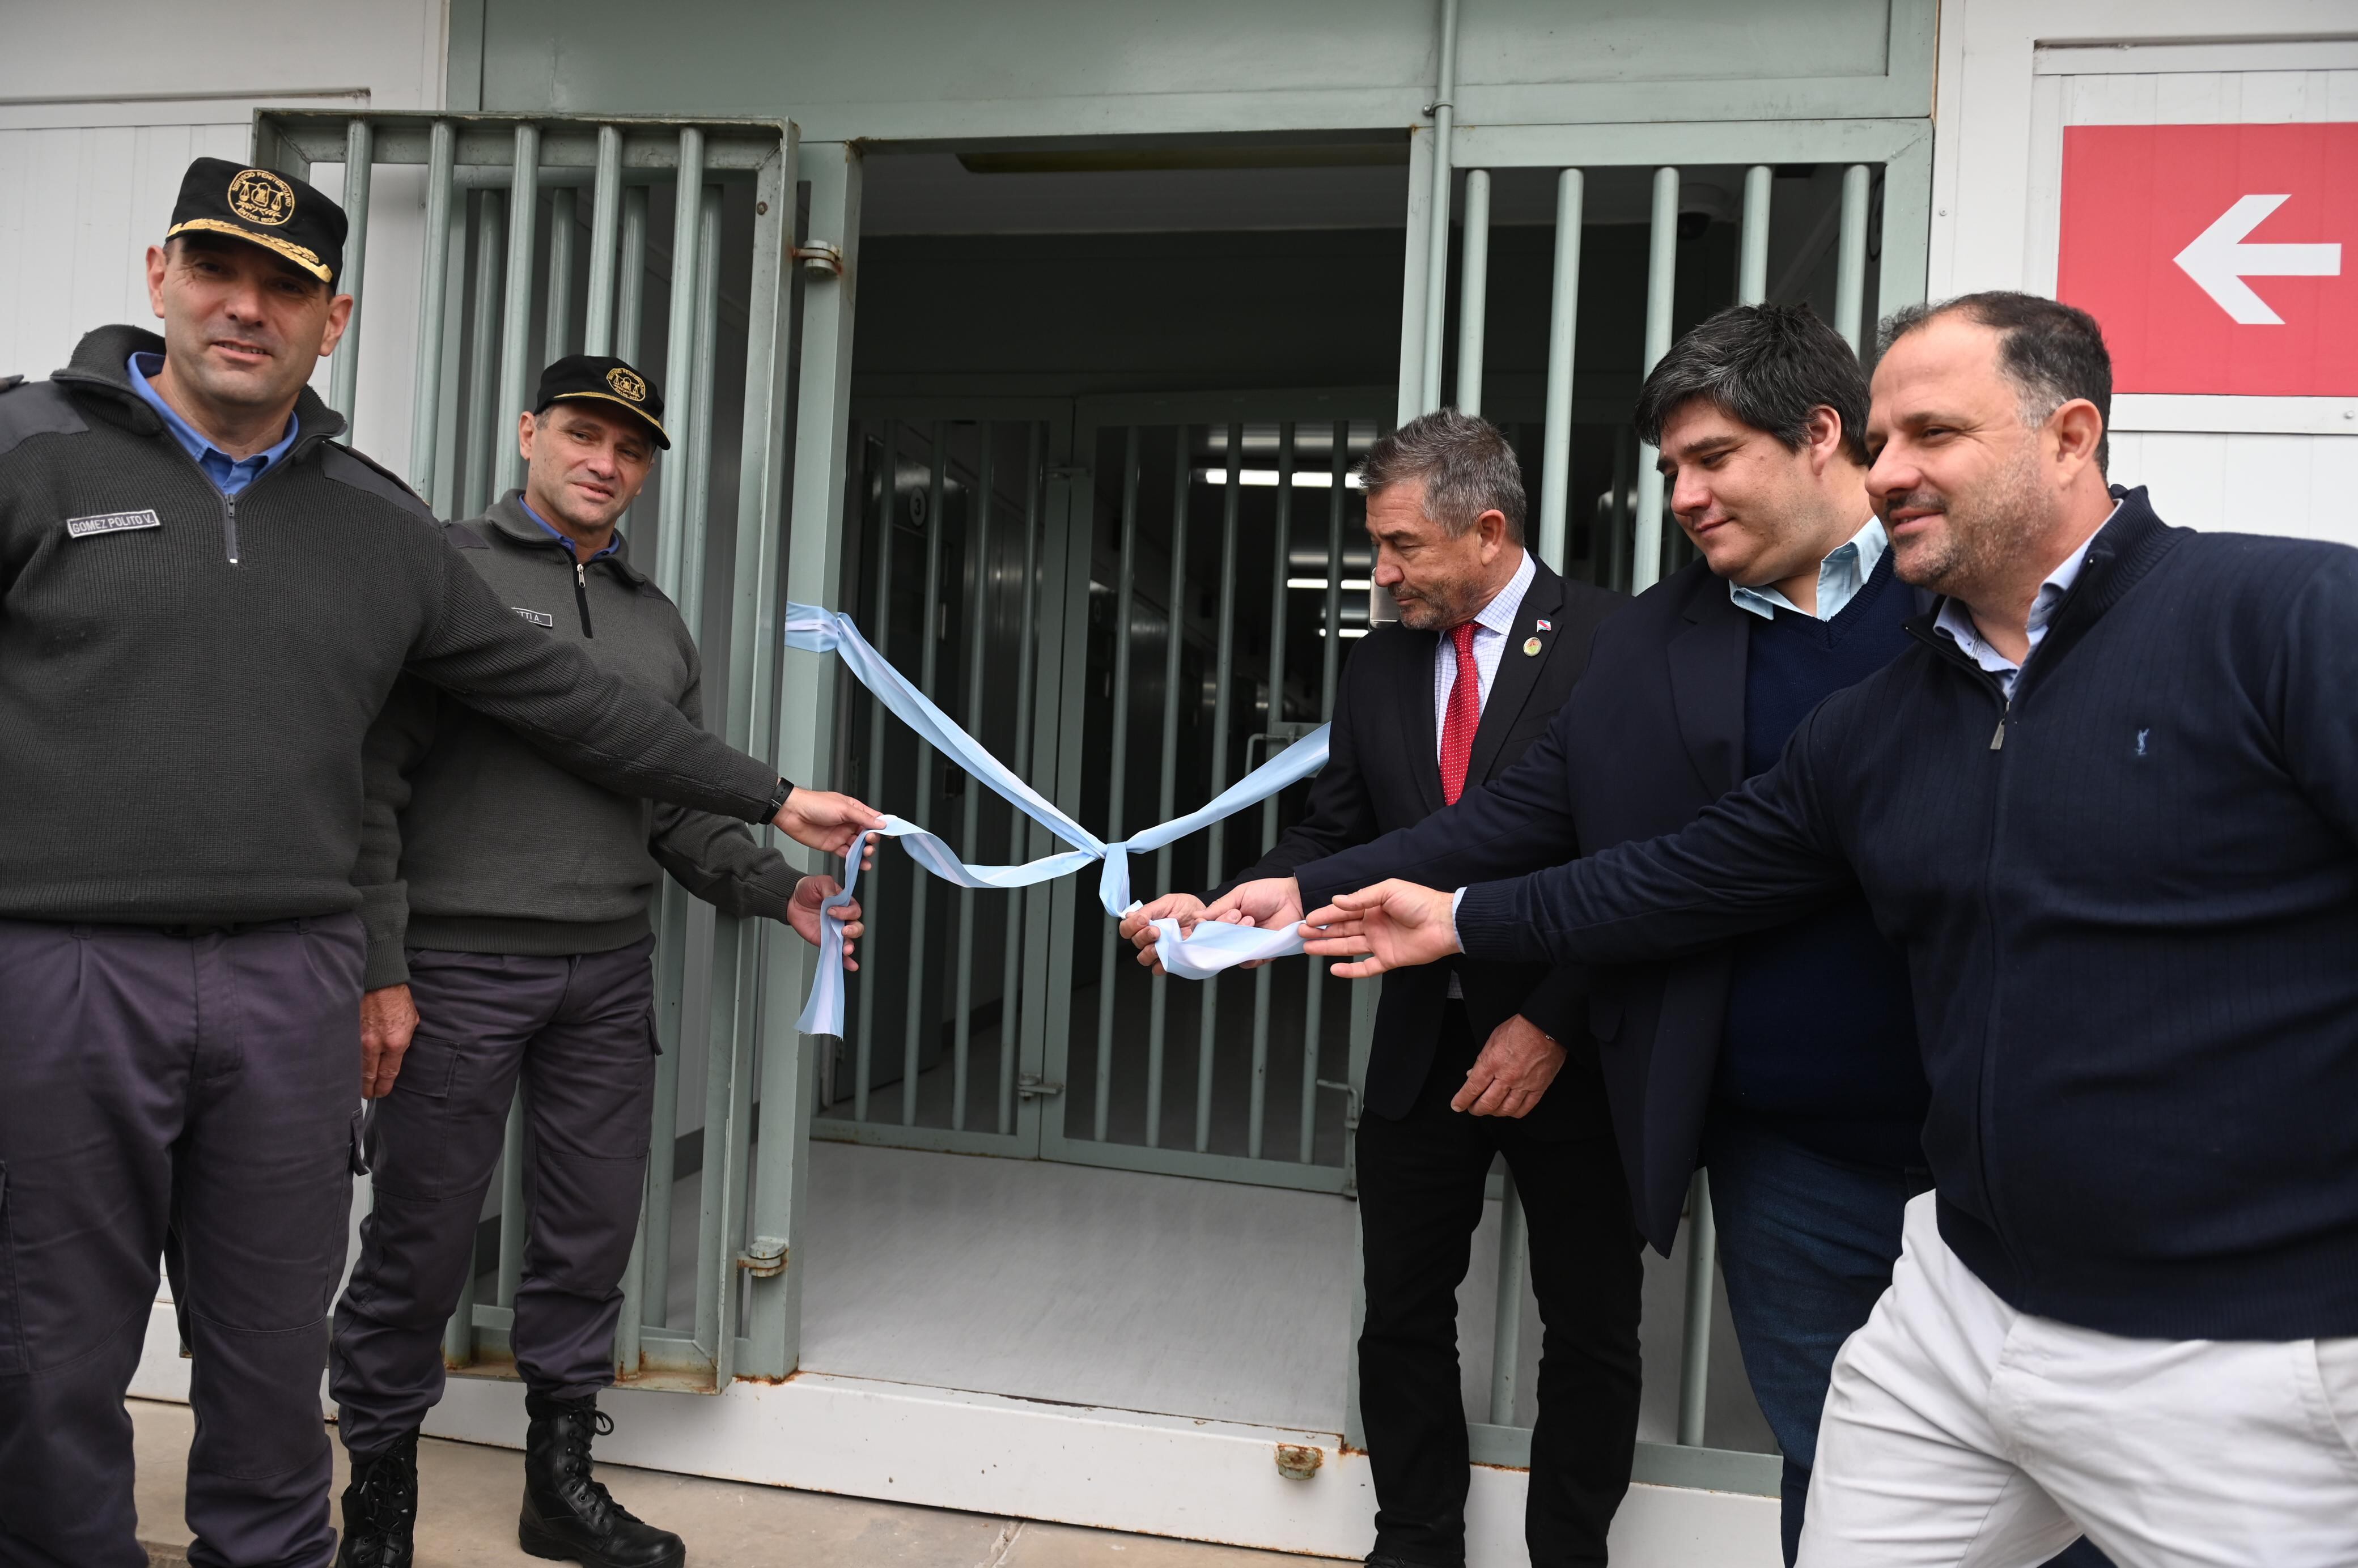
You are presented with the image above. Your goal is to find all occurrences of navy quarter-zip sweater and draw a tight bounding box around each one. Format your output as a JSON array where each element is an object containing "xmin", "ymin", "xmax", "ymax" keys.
[{"xmin": 1455, "ymin": 488, "xmax": 2358, "ymax": 1341}]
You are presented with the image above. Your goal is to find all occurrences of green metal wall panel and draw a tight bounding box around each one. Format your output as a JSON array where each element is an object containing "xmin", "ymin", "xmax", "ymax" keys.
[{"xmin": 472, "ymin": 0, "xmax": 1933, "ymax": 138}]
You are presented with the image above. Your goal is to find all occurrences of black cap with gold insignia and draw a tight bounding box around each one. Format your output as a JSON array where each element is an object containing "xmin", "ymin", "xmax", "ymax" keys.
[
  {"xmin": 533, "ymin": 354, "xmax": 671, "ymax": 449},
  {"xmin": 164, "ymin": 156, "xmax": 346, "ymax": 286}
]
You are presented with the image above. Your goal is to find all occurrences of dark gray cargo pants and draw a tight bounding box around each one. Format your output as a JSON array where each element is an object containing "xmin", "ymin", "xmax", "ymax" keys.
[
  {"xmin": 0, "ymin": 915, "xmax": 366, "ymax": 1568},
  {"xmin": 329, "ymin": 938, "xmax": 656, "ymax": 1454}
]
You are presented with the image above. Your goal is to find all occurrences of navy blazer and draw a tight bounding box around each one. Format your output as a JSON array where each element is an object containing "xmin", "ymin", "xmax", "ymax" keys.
[
  {"xmin": 1216, "ymin": 558, "xmax": 1623, "ymax": 1122},
  {"xmin": 1299, "ymin": 556, "xmax": 1932, "ymax": 1252}
]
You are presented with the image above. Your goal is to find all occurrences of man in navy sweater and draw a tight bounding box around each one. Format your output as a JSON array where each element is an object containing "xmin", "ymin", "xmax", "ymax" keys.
[{"xmin": 1302, "ymin": 293, "xmax": 2358, "ymax": 1565}]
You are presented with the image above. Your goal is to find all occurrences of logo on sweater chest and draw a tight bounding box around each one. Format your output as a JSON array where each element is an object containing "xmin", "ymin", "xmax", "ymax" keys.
[
  {"xmin": 66, "ymin": 509, "xmax": 163, "ymax": 539},
  {"xmin": 512, "ymin": 606, "xmax": 555, "ymax": 628}
]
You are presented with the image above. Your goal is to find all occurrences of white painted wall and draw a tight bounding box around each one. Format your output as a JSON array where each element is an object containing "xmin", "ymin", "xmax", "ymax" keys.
[
  {"xmin": 0, "ymin": 1, "xmax": 447, "ymax": 465},
  {"xmin": 1931, "ymin": 1, "xmax": 2358, "ymax": 542}
]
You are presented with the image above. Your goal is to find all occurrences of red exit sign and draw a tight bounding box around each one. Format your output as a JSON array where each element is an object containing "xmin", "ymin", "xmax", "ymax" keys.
[{"xmin": 2058, "ymin": 122, "xmax": 2355, "ymax": 396}]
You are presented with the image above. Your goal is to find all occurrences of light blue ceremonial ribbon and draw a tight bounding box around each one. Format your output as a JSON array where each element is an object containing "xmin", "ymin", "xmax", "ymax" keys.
[{"xmin": 784, "ymin": 605, "xmax": 1327, "ymax": 1035}]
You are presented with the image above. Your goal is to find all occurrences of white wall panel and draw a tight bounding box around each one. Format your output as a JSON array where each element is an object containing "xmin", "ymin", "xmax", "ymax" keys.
[{"xmin": 1933, "ymin": 5, "xmax": 2358, "ymax": 544}]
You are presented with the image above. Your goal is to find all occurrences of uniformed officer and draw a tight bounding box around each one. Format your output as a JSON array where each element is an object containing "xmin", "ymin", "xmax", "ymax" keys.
[
  {"xmin": 0, "ymin": 158, "xmax": 880, "ymax": 1568},
  {"xmin": 328, "ymin": 356, "xmax": 862, "ymax": 1568}
]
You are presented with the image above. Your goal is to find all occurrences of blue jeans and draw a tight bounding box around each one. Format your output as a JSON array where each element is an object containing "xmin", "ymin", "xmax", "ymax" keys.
[{"xmin": 1706, "ymin": 1115, "xmax": 2113, "ymax": 1568}]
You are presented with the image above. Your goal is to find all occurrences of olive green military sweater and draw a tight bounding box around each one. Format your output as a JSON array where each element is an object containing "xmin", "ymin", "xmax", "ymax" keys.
[
  {"xmin": 0, "ymin": 326, "xmax": 782, "ymax": 929},
  {"xmin": 355, "ymin": 494, "xmax": 803, "ymax": 987}
]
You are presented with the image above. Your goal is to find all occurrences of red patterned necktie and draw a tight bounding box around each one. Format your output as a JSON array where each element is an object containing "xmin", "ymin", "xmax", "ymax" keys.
[{"xmin": 1439, "ymin": 621, "xmax": 1482, "ymax": 804}]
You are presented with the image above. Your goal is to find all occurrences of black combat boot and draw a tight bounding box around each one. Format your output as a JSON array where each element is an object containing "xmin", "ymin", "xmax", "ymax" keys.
[
  {"xmin": 336, "ymin": 1430, "xmax": 419, "ymax": 1568},
  {"xmin": 518, "ymin": 1392, "xmax": 686, "ymax": 1567}
]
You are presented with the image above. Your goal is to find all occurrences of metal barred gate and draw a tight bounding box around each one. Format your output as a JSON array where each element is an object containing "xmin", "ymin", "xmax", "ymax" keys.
[
  {"xmin": 262, "ymin": 94, "xmax": 1932, "ymax": 1493},
  {"xmin": 257, "ymin": 107, "xmax": 811, "ymax": 1393}
]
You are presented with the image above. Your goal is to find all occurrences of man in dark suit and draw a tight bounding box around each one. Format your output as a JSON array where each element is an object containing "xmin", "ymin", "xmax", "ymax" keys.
[
  {"xmin": 1215, "ymin": 307, "xmax": 2106, "ymax": 1568},
  {"xmin": 1121, "ymin": 409, "xmax": 1632, "ymax": 1568}
]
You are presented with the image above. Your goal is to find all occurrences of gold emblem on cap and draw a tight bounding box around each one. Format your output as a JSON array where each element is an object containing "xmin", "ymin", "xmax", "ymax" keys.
[
  {"xmin": 1522, "ymin": 636, "xmax": 1542, "ymax": 657},
  {"xmin": 606, "ymin": 366, "xmax": 648, "ymax": 403},
  {"xmin": 226, "ymin": 169, "xmax": 296, "ymax": 227}
]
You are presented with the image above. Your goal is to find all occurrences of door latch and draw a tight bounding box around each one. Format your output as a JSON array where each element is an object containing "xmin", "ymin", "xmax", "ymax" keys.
[
  {"xmin": 736, "ymin": 1236, "xmax": 789, "ymax": 1278},
  {"xmin": 1017, "ymin": 1073, "xmax": 1065, "ymax": 1100}
]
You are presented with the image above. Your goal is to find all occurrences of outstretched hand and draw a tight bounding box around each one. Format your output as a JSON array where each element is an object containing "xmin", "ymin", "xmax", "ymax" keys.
[
  {"xmin": 775, "ymin": 787, "xmax": 887, "ymax": 860},
  {"xmin": 1119, "ymin": 893, "xmax": 1206, "ymax": 974},
  {"xmin": 788, "ymin": 875, "xmax": 864, "ymax": 969},
  {"xmin": 1299, "ymin": 880, "xmax": 1462, "ymax": 978}
]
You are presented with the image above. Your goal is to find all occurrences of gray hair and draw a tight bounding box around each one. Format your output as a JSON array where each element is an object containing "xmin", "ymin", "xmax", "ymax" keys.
[
  {"xmin": 1355, "ymin": 409, "xmax": 1526, "ymax": 543},
  {"xmin": 1879, "ymin": 291, "xmax": 2113, "ymax": 474}
]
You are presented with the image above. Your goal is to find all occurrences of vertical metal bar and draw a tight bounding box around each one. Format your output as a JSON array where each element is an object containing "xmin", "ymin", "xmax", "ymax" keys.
[
  {"xmin": 1303, "ymin": 422, "xmax": 1347, "ymax": 1162},
  {"xmin": 1490, "ymin": 1171, "xmax": 1529, "ymax": 1425},
  {"xmin": 1739, "ymin": 164, "xmax": 1773, "ymax": 306},
  {"xmin": 544, "ymin": 185, "xmax": 576, "ymax": 362},
  {"xmin": 855, "ymin": 423, "xmax": 897, "ymax": 1125},
  {"xmin": 326, "ymin": 117, "xmax": 371, "ymax": 422},
  {"xmin": 901, "ymin": 428, "xmax": 948, "ymax": 1128},
  {"xmin": 998, "ymin": 422, "xmax": 1044, "ymax": 1138},
  {"xmin": 497, "ymin": 1091, "xmax": 527, "ymax": 1307},
  {"xmin": 493, "ymin": 124, "xmax": 541, "ymax": 500},
  {"xmin": 1454, "ymin": 169, "xmax": 1490, "ymax": 416},
  {"xmin": 1835, "ymin": 163, "xmax": 1872, "ymax": 353},
  {"xmin": 1631, "ymin": 166, "xmax": 1680, "ymax": 595},
  {"xmin": 675, "ymin": 184, "xmax": 724, "ymax": 638},
  {"xmin": 614, "ymin": 1213, "xmax": 646, "ymax": 1379},
  {"xmin": 1677, "ymin": 1171, "xmax": 1718, "ymax": 1446},
  {"xmin": 951, "ymin": 427, "xmax": 996, "ymax": 1132},
  {"xmin": 654, "ymin": 128, "xmax": 707, "ymax": 597},
  {"xmin": 616, "ymin": 185, "xmax": 648, "ymax": 364},
  {"xmin": 1248, "ymin": 424, "xmax": 1293, "ymax": 1162},
  {"xmin": 407, "ymin": 120, "xmax": 455, "ymax": 495},
  {"xmin": 462, "ymin": 189, "xmax": 506, "ymax": 518},
  {"xmin": 1146, "ymin": 427, "xmax": 1191, "ymax": 1149},
  {"xmin": 1536, "ymin": 169, "xmax": 1585, "ymax": 573},
  {"xmin": 762, "ymin": 132, "xmax": 856, "ymax": 1379},
  {"xmin": 1093, "ymin": 427, "xmax": 1142, "ymax": 1145},
  {"xmin": 582, "ymin": 124, "xmax": 623, "ymax": 355},
  {"xmin": 1194, "ymin": 426, "xmax": 1243, "ymax": 1154},
  {"xmin": 1419, "ymin": 0, "xmax": 1461, "ymax": 415}
]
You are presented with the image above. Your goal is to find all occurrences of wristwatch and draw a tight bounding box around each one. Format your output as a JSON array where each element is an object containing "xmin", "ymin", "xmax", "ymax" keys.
[{"xmin": 764, "ymin": 776, "xmax": 795, "ymax": 820}]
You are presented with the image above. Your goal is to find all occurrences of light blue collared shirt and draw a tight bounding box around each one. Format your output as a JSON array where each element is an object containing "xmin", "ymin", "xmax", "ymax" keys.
[
  {"xmin": 1729, "ymin": 515, "xmax": 1889, "ymax": 622},
  {"xmin": 127, "ymin": 352, "xmax": 298, "ymax": 497},
  {"xmin": 519, "ymin": 496, "xmax": 619, "ymax": 563},
  {"xmin": 1932, "ymin": 503, "xmax": 2119, "ymax": 700}
]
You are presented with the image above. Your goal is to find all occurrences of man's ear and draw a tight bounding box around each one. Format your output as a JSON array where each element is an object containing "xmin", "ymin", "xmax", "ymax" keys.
[
  {"xmin": 516, "ymin": 410, "xmax": 538, "ymax": 462},
  {"xmin": 1475, "ymin": 507, "xmax": 1510, "ymax": 559},
  {"xmin": 316, "ymin": 293, "xmax": 354, "ymax": 359},
  {"xmin": 1804, "ymin": 405, "xmax": 1846, "ymax": 474},
  {"xmin": 2047, "ymin": 397, "xmax": 2105, "ymax": 481},
  {"xmin": 145, "ymin": 245, "xmax": 171, "ymax": 320}
]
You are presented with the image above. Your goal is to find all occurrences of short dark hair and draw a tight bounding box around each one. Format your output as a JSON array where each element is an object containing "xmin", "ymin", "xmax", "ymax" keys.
[
  {"xmin": 1356, "ymin": 408, "xmax": 1526, "ymax": 543},
  {"xmin": 1632, "ymin": 303, "xmax": 1869, "ymax": 465},
  {"xmin": 1878, "ymin": 291, "xmax": 2113, "ymax": 474}
]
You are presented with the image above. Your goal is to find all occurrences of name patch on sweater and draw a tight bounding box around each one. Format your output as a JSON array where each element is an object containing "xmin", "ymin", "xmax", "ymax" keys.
[
  {"xmin": 66, "ymin": 509, "xmax": 162, "ymax": 539},
  {"xmin": 512, "ymin": 606, "xmax": 555, "ymax": 628}
]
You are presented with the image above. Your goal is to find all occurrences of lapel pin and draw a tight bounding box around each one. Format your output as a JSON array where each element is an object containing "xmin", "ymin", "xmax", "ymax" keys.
[
  {"xmin": 1535, "ymin": 618, "xmax": 1552, "ymax": 631},
  {"xmin": 1522, "ymin": 636, "xmax": 1542, "ymax": 657}
]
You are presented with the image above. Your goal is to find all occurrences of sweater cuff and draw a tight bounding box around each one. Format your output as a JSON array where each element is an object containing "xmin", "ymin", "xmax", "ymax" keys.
[
  {"xmin": 1453, "ymin": 879, "xmax": 1551, "ymax": 966},
  {"xmin": 357, "ymin": 881, "xmax": 411, "ymax": 989}
]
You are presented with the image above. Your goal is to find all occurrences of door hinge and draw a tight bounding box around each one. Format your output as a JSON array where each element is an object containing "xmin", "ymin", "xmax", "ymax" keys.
[
  {"xmin": 1017, "ymin": 1073, "xmax": 1065, "ymax": 1100},
  {"xmin": 736, "ymin": 1236, "xmax": 789, "ymax": 1278}
]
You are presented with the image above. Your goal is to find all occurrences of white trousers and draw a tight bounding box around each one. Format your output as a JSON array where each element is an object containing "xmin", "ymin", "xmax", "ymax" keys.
[{"xmin": 1800, "ymin": 1193, "xmax": 2358, "ymax": 1567}]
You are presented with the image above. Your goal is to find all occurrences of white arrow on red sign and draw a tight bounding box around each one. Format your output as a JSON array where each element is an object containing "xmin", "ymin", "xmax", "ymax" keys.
[{"xmin": 2173, "ymin": 194, "xmax": 2343, "ymax": 325}]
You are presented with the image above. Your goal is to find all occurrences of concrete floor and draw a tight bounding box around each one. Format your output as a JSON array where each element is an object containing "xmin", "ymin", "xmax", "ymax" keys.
[{"xmin": 130, "ymin": 1399, "xmax": 1345, "ymax": 1567}]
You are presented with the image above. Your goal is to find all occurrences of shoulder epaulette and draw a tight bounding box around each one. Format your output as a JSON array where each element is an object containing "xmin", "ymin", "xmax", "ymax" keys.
[
  {"xmin": 319, "ymin": 441, "xmax": 438, "ymax": 522},
  {"xmin": 0, "ymin": 377, "xmax": 87, "ymax": 460}
]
